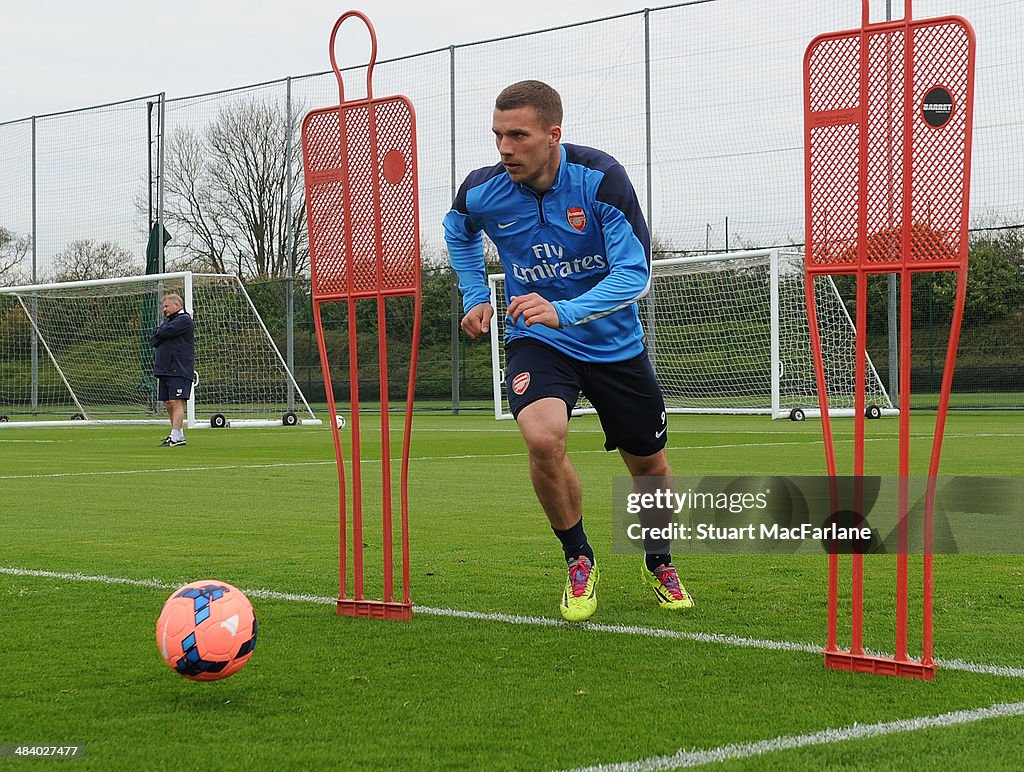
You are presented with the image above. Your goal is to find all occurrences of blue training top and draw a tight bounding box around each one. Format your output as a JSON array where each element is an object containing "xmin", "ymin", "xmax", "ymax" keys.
[
  {"xmin": 443, "ymin": 143, "xmax": 651, "ymax": 363},
  {"xmin": 151, "ymin": 309, "xmax": 195, "ymax": 379}
]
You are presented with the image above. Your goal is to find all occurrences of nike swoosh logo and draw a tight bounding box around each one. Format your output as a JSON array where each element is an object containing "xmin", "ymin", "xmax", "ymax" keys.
[
  {"xmin": 497, "ymin": 221, "xmax": 517, "ymax": 229},
  {"xmin": 655, "ymin": 427, "xmax": 667, "ymax": 438}
]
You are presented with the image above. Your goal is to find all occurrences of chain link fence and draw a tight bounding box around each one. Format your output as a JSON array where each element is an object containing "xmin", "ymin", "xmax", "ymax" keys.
[{"xmin": 1, "ymin": 0, "xmax": 1021, "ymax": 409}]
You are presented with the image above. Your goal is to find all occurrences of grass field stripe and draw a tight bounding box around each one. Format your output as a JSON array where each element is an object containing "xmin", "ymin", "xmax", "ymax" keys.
[
  {"xmin": 0, "ymin": 438, "xmax": 889, "ymax": 481},
  {"xmin": 0, "ymin": 461, "xmax": 336, "ymax": 480},
  {"xmin": 0, "ymin": 567, "xmax": 816, "ymax": 655},
  {"xmin": 0, "ymin": 567, "xmax": 175, "ymax": 589},
  {"xmin": 412, "ymin": 607, "xmax": 1024, "ymax": 679},
  {"xmin": 931, "ymin": 657, "xmax": 1024, "ymax": 679},
  {"xmin": 0, "ymin": 454, "xmax": 539, "ymax": 480},
  {"xmin": 417, "ymin": 605, "xmax": 819, "ymax": 653},
  {"xmin": 562, "ymin": 700, "xmax": 1024, "ymax": 772},
  {"xmin": 4, "ymin": 566, "xmax": 1023, "ymax": 681}
]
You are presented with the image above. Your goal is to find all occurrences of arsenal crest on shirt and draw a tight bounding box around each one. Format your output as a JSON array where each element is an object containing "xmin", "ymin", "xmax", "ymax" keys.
[{"xmin": 566, "ymin": 207, "xmax": 587, "ymax": 232}]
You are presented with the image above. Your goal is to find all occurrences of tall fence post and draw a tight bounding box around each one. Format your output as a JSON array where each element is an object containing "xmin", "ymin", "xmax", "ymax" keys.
[
  {"xmin": 30, "ymin": 115, "xmax": 38, "ymax": 414},
  {"xmin": 284, "ymin": 76, "xmax": 297, "ymax": 412},
  {"xmin": 30, "ymin": 116, "xmax": 36, "ymax": 284},
  {"xmin": 644, "ymin": 8, "xmax": 654, "ymax": 234},
  {"xmin": 885, "ymin": 0, "xmax": 900, "ymax": 408},
  {"xmin": 449, "ymin": 44, "xmax": 461, "ymax": 415},
  {"xmin": 644, "ymin": 9, "xmax": 657, "ymax": 365},
  {"xmin": 147, "ymin": 101, "xmax": 154, "ymax": 235},
  {"xmin": 156, "ymin": 93, "xmax": 166, "ymax": 274}
]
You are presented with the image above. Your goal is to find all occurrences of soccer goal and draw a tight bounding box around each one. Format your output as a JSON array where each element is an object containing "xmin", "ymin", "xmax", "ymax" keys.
[
  {"xmin": 488, "ymin": 249, "xmax": 895, "ymax": 420},
  {"xmin": 0, "ymin": 271, "xmax": 320, "ymax": 428}
]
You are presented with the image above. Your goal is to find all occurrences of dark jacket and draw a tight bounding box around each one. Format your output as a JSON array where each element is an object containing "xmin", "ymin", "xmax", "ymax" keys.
[{"xmin": 151, "ymin": 310, "xmax": 195, "ymax": 378}]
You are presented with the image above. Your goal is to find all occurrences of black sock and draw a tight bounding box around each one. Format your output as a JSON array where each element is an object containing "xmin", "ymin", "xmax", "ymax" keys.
[
  {"xmin": 553, "ymin": 518, "xmax": 594, "ymax": 565},
  {"xmin": 645, "ymin": 554, "xmax": 672, "ymax": 572}
]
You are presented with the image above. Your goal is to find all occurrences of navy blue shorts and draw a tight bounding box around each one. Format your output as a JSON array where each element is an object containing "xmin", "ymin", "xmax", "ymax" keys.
[
  {"xmin": 505, "ymin": 338, "xmax": 668, "ymax": 456},
  {"xmin": 158, "ymin": 376, "xmax": 192, "ymax": 402}
]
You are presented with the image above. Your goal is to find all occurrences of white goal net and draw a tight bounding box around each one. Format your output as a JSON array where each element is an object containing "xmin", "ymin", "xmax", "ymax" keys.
[
  {"xmin": 488, "ymin": 249, "xmax": 894, "ymax": 420},
  {"xmin": 0, "ymin": 272, "xmax": 319, "ymax": 427}
]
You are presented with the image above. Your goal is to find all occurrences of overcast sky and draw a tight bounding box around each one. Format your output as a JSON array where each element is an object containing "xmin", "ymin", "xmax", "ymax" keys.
[{"xmin": 1, "ymin": 0, "xmax": 653, "ymax": 122}]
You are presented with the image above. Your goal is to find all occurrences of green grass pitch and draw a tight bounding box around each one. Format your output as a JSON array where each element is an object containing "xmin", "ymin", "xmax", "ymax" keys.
[{"xmin": 1, "ymin": 409, "xmax": 1023, "ymax": 769}]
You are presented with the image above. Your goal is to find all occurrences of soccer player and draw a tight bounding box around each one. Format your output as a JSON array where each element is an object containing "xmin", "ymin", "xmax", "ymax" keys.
[
  {"xmin": 151, "ymin": 293, "xmax": 195, "ymax": 447},
  {"xmin": 444, "ymin": 80, "xmax": 693, "ymax": 621}
]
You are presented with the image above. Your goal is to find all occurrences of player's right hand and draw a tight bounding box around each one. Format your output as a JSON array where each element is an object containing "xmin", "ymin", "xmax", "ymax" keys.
[{"xmin": 461, "ymin": 302, "xmax": 494, "ymax": 340}]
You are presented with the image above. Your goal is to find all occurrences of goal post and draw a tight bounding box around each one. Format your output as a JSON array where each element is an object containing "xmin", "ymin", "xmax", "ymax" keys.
[
  {"xmin": 0, "ymin": 271, "xmax": 320, "ymax": 428},
  {"xmin": 487, "ymin": 249, "xmax": 895, "ymax": 420}
]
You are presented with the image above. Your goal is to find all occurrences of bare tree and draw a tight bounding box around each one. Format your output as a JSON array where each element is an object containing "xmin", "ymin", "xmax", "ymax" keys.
[
  {"xmin": 162, "ymin": 98, "xmax": 308, "ymax": 279},
  {"xmin": 161, "ymin": 128, "xmax": 231, "ymax": 274},
  {"xmin": 0, "ymin": 227, "xmax": 31, "ymax": 286},
  {"xmin": 49, "ymin": 239, "xmax": 141, "ymax": 283}
]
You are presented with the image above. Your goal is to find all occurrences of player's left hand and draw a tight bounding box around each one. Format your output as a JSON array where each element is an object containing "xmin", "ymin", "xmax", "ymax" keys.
[{"xmin": 507, "ymin": 293, "xmax": 561, "ymax": 329}]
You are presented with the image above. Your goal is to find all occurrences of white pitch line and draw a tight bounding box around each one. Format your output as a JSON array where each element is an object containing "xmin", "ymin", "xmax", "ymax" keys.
[
  {"xmin": 419, "ymin": 605, "xmax": 818, "ymax": 653},
  {"xmin": 0, "ymin": 453, "xmax": 541, "ymax": 480},
  {"xmin": 1, "ymin": 566, "xmax": 1022, "ymax": 681},
  {"xmin": 0, "ymin": 437, "xmax": 891, "ymax": 481},
  {"xmin": 562, "ymin": 701, "xmax": 1024, "ymax": 772},
  {"xmin": 0, "ymin": 460, "xmax": 336, "ymax": 480},
  {"xmin": 0, "ymin": 446, "xmax": 741, "ymax": 481},
  {"xmin": 409, "ymin": 427, "xmax": 1024, "ymax": 439},
  {"xmin": 0, "ymin": 567, "xmax": 175, "ymax": 589},
  {"xmin": 3, "ymin": 426, "xmax": 1012, "ymax": 481}
]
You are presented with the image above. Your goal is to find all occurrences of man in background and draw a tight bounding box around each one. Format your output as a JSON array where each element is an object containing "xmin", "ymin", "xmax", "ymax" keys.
[{"xmin": 151, "ymin": 293, "xmax": 194, "ymax": 447}]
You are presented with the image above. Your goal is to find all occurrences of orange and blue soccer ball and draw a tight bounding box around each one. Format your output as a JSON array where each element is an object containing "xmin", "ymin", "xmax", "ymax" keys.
[{"xmin": 155, "ymin": 580, "xmax": 258, "ymax": 681}]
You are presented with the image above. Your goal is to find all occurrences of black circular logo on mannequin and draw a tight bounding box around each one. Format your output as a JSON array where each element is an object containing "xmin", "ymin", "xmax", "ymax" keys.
[{"xmin": 922, "ymin": 86, "xmax": 954, "ymax": 128}]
